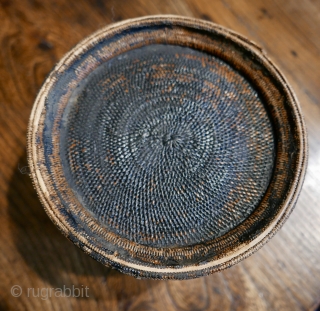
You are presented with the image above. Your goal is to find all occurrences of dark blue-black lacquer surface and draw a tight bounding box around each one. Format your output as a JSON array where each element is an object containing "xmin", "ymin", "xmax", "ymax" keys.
[{"xmin": 60, "ymin": 44, "xmax": 275, "ymax": 248}]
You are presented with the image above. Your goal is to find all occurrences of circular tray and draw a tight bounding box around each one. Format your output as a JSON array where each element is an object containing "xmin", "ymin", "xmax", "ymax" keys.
[{"xmin": 27, "ymin": 15, "xmax": 307, "ymax": 279}]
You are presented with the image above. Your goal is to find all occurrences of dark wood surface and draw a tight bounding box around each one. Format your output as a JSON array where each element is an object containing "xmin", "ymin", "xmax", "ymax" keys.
[{"xmin": 0, "ymin": 0, "xmax": 319, "ymax": 310}]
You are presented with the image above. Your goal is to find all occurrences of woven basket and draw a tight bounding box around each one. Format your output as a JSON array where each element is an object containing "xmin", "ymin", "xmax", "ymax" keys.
[{"xmin": 27, "ymin": 15, "xmax": 307, "ymax": 279}]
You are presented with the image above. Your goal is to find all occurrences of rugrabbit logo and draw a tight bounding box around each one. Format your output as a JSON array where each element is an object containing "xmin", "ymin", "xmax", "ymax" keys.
[{"xmin": 11, "ymin": 285, "xmax": 89, "ymax": 300}]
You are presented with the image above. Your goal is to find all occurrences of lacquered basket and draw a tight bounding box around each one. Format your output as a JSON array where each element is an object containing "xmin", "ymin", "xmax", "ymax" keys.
[{"xmin": 27, "ymin": 15, "xmax": 307, "ymax": 279}]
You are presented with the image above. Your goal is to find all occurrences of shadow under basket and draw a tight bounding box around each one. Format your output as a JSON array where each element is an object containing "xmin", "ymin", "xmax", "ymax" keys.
[{"xmin": 27, "ymin": 15, "xmax": 307, "ymax": 280}]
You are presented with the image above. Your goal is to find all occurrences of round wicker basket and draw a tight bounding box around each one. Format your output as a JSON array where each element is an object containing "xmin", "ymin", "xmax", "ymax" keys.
[{"xmin": 27, "ymin": 15, "xmax": 307, "ymax": 279}]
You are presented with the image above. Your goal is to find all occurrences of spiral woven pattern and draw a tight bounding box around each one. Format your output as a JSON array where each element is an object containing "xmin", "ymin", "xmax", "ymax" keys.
[
  {"xmin": 28, "ymin": 16, "xmax": 307, "ymax": 278},
  {"xmin": 62, "ymin": 44, "xmax": 275, "ymax": 248}
]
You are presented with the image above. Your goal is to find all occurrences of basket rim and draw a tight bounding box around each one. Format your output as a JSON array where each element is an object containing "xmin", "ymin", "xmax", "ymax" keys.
[{"xmin": 27, "ymin": 15, "xmax": 308, "ymax": 280}]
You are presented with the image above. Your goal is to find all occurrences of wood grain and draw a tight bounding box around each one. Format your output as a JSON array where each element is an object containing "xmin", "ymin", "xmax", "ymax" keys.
[{"xmin": 0, "ymin": 0, "xmax": 319, "ymax": 310}]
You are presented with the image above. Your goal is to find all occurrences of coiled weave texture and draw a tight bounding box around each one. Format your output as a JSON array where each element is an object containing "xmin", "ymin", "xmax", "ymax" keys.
[{"xmin": 62, "ymin": 44, "xmax": 275, "ymax": 248}]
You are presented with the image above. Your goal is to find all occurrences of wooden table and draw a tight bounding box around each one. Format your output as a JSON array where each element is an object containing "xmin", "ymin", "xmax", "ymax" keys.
[{"xmin": 0, "ymin": 0, "xmax": 319, "ymax": 310}]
